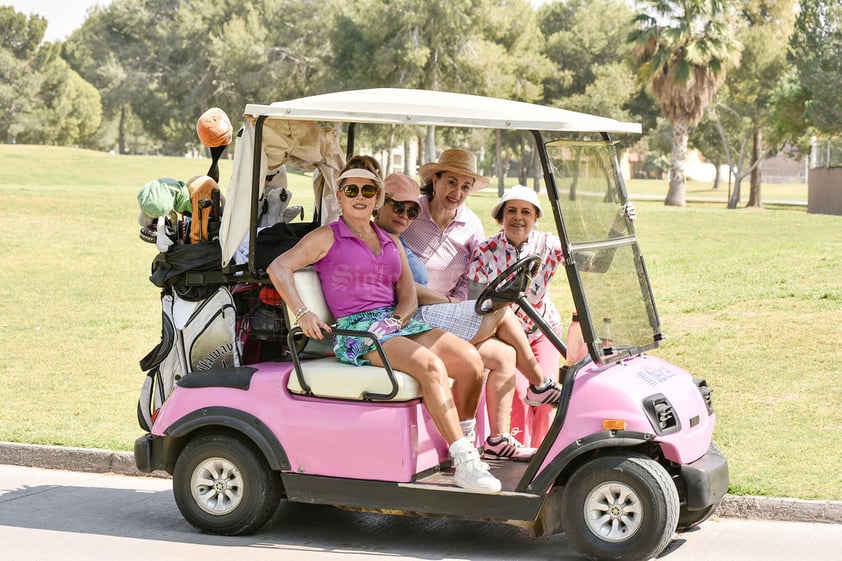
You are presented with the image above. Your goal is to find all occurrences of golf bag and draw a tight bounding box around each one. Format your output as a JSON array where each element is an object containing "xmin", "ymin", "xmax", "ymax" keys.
[{"xmin": 137, "ymin": 285, "xmax": 240, "ymax": 431}]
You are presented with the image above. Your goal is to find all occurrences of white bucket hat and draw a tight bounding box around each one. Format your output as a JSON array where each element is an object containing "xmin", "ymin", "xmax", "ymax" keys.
[{"xmin": 491, "ymin": 185, "xmax": 543, "ymax": 221}]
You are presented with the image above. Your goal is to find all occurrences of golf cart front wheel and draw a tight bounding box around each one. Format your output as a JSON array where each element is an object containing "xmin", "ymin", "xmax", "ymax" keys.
[
  {"xmin": 562, "ymin": 453, "xmax": 679, "ymax": 561},
  {"xmin": 173, "ymin": 433, "xmax": 282, "ymax": 535}
]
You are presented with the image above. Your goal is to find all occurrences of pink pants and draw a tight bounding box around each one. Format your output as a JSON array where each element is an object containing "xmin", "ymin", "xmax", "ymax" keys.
[{"xmin": 510, "ymin": 329, "xmax": 562, "ymax": 447}]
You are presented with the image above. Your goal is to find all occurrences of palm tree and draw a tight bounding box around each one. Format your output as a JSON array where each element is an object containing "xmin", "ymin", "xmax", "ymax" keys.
[{"xmin": 629, "ymin": 0, "xmax": 741, "ymax": 206}]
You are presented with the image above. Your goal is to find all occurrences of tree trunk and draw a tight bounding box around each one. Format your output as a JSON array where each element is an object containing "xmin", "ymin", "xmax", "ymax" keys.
[
  {"xmin": 119, "ymin": 105, "xmax": 127, "ymax": 155},
  {"xmin": 712, "ymin": 160, "xmax": 721, "ymax": 190},
  {"xmin": 570, "ymin": 147, "xmax": 582, "ymax": 200},
  {"xmin": 403, "ymin": 139, "xmax": 411, "ymax": 175},
  {"xmin": 532, "ymin": 145, "xmax": 542, "ymax": 192},
  {"xmin": 665, "ymin": 120, "xmax": 689, "ymax": 206},
  {"xmin": 728, "ymin": 176, "xmax": 742, "ymax": 209},
  {"xmin": 416, "ymin": 137, "xmax": 423, "ymax": 176},
  {"xmin": 425, "ymin": 126, "xmax": 436, "ymax": 165},
  {"xmin": 496, "ymin": 129, "xmax": 505, "ymax": 196},
  {"xmin": 747, "ymin": 126, "xmax": 762, "ymax": 208}
]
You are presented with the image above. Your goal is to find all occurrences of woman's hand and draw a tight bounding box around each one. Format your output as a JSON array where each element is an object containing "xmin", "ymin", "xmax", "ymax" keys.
[
  {"xmin": 297, "ymin": 311, "xmax": 330, "ymax": 340},
  {"xmin": 368, "ymin": 317, "xmax": 402, "ymax": 339}
]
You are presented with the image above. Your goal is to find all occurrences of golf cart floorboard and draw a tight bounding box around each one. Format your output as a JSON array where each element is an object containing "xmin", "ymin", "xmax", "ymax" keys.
[{"xmin": 407, "ymin": 458, "xmax": 533, "ymax": 494}]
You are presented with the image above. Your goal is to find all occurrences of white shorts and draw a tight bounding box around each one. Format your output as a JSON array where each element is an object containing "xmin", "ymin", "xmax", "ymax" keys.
[{"xmin": 413, "ymin": 300, "xmax": 483, "ymax": 342}]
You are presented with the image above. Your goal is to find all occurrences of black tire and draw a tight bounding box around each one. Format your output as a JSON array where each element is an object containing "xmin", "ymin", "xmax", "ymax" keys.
[
  {"xmin": 677, "ymin": 442, "xmax": 725, "ymax": 531},
  {"xmin": 562, "ymin": 453, "xmax": 679, "ymax": 561},
  {"xmin": 173, "ymin": 433, "xmax": 282, "ymax": 535}
]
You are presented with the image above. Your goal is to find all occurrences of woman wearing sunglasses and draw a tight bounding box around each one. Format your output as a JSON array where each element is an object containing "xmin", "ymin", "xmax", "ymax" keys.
[
  {"xmin": 377, "ymin": 173, "xmax": 560, "ymax": 462},
  {"xmin": 267, "ymin": 159, "xmax": 501, "ymax": 494}
]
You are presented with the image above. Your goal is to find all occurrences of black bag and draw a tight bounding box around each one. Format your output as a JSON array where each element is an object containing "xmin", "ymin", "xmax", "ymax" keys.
[
  {"xmin": 253, "ymin": 221, "xmax": 319, "ymax": 271},
  {"xmin": 149, "ymin": 241, "xmax": 223, "ymax": 301}
]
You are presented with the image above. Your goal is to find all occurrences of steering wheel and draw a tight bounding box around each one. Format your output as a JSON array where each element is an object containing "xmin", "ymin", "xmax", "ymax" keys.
[{"xmin": 474, "ymin": 255, "xmax": 541, "ymax": 315}]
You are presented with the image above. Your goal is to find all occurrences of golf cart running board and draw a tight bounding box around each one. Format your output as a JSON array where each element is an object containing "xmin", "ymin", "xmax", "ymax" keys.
[{"xmin": 280, "ymin": 466, "xmax": 544, "ymax": 522}]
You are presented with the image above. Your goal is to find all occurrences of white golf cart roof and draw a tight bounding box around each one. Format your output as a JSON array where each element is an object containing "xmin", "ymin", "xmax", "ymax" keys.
[
  {"xmin": 244, "ymin": 88, "xmax": 642, "ymax": 134},
  {"xmin": 222, "ymin": 88, "xmax": 641, "ymax": 268}
]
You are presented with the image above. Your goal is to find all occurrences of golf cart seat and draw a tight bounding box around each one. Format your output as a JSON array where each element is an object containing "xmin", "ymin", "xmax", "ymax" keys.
[{"xmin": 285, "ymin": 268, "xmax": 424, "ymax": 402}]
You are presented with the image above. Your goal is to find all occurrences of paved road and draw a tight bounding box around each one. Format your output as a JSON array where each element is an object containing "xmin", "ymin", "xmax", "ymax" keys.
[{"xmin": 1, "ymin": 465, "xmax": 840, "ymax": 561}]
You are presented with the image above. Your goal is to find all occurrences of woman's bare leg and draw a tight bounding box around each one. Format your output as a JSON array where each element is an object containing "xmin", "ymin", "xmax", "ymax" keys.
[
  {"xmin": 365, "ymin": 336, "xmax": 462, "ymax": 443},
  {"xmin": 365, "ymin": 334, "xmax": 501, "ymax": 493},
  {"xmin": 411, "ymin": 328, "xmax": 484, "ymax": 421},
  {"xmin": 485, "ymin": 309, "xmax": 546, "ymax": 387},
  {"xmin": 474, "ymin": 337, "xmax": 516, "ymax": 437}
]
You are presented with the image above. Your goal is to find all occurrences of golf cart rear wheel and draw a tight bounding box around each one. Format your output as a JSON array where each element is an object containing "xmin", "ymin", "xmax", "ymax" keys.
[
  {"xmin": 562, "ymin": 453, "xmax": 679, "ymax": 561},
  {"xmin": 173, "ymin": 433, "xmax": 281, "ymax": 535}
]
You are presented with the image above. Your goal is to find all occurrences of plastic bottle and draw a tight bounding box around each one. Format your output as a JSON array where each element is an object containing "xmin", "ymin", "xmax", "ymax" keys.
[
  {"xmin": 565, "ymin": 312, "xmax": 588, "ymax": 365},
  {"xmin": 601, "ymin": 317, "xmax": 613, "ymax": 355}
]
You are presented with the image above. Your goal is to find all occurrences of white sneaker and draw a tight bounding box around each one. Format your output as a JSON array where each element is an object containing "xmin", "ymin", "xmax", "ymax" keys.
[{"xmin": 452, "ymin": 447, "xmax": 502, "ymax": 494}]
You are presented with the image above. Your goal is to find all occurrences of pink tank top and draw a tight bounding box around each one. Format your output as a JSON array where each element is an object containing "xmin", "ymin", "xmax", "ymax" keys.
[{"xmin": 314, "ymin": 219, "xmax": 400, "ymax": 318}]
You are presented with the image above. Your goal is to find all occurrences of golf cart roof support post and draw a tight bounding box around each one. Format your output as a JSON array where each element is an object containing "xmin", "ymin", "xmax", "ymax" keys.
[
  {"xmin": 248, "ymin": 115, "xmax": 268, "ymax": 278},
  {"xmin": 346, "ymin": 123, "xmax": 356, "ymax": 161}
]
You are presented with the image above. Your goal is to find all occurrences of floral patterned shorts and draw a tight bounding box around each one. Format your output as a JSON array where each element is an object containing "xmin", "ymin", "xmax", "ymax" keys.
[{"xmin": 334, "ymin": 306, "xmax": 432, "ymax": 366}]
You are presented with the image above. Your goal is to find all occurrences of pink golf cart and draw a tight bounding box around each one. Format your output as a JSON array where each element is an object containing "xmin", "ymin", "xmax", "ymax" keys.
[{"xmin": 134, "ymin": 89, "xmax": 728, "ymax": 561}]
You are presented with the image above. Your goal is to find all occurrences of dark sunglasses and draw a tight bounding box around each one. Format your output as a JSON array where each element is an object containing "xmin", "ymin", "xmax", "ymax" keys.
[
  {"xmin": 387, "ymin": 200, "xmax": 420, "ymax": 220},
  {"xmin": 340, "ymin": 183, "xmax": 379, "ymax": 199}
]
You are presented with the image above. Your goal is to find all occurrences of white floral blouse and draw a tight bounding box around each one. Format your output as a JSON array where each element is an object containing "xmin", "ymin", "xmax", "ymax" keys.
[{"xmin": 469, "ymin": 230, "xmax": 565, "ymax": 341}]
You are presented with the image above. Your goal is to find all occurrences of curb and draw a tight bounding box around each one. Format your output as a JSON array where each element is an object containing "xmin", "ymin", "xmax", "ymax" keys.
[
  {"xmin": 1, "ymin": 441, "xmax": 840, "ymax": 524},
  {"xmin": 0, "ymin": 441, "xmax": 146, "ymax": 478}
]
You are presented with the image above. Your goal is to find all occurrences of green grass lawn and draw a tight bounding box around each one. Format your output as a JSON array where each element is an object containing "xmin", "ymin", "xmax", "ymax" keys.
[
  {"xmin": 0, "ymin": 145, "xmax": 839, "ymax": 501},
  {"xmin": 625, "ymin": 177, "xmax": 808, "ymax": 203}
]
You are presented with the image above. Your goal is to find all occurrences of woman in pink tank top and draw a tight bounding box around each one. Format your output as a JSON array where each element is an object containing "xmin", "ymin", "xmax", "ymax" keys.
[{"xmin": 266, "ymin": 157, "xmax": 502, "ymax": 494}]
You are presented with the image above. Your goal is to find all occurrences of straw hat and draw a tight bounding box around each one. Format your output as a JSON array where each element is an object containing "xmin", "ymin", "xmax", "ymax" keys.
[
  {"xmin": 492, "ymin": 185, "xmax": 543, "ymax": 221},
  {"xmin": 419, "ymin": 149, "xmax": 489, "ymax": 190}
]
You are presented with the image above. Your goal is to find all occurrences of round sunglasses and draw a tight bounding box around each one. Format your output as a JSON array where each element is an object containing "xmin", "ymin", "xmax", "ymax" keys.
[
  {"xmin": 339, "ymin": 183, "xmax": 379, "ymax": 199},
  {"xmin": 387, "ymin": 199, "xmax": 420, "ymax": 220}
]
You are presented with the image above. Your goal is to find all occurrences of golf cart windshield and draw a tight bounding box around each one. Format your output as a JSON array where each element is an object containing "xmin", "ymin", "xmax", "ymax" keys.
[{"xmin": 545, "ymin": 139, "xmax": 662, "ymax": 364}]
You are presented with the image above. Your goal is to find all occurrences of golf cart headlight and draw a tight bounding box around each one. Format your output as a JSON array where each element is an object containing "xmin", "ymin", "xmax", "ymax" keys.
[
  {"xmin": 694, "ymin": 377, "xmax": 715, "ymax": 415},
  {"xmin": 643, "ymin": 394, "xmax": 681, "ymax": 435}
]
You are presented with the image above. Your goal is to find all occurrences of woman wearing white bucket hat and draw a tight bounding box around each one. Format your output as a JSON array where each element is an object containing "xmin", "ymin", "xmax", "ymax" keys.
[
  {"xmin": 469, "ymin": 185, "xmax": 636, "ymax": 447},
  {"xmin": 469, "ymin": 185, "xmax": 562, "ymax": 447}
]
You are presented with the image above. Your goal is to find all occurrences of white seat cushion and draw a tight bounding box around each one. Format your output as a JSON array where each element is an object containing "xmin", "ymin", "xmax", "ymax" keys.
[
  {"xmin": 286, "ymin": 267, "xmax": 334, "ymax": 324},
  {"xmin": 287, "ymin": 357, "xmax": 423, "ymax": 401},
  {"xmin": 284, "ymin": 268, "xmax": 422, "ymax": 401}
]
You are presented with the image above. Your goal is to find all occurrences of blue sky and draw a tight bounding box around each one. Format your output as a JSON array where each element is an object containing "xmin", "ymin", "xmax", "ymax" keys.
[{"xmin": 4, "ymin": 0, "xmax": 113, "ymax": 41}]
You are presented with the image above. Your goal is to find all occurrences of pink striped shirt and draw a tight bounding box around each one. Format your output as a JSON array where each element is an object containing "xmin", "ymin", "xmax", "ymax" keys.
[{"xmin": 401, "ymin": 196, "xmax": 485, "ymax": 300}]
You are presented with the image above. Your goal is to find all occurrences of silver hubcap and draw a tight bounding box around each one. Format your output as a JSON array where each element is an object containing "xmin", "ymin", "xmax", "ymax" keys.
[
  {"xmin": 583, "ymin": 481, "xmax": 643, "ymax": 542},
  {"xmin": 191, "ymin": 457, "xmax": 244, "ymax": 515}
]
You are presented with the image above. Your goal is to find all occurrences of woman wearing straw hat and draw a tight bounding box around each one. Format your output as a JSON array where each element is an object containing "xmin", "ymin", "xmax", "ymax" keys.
[{"xmin": 402, "ymin": 152, "xmax": 562, "ymax": 459}]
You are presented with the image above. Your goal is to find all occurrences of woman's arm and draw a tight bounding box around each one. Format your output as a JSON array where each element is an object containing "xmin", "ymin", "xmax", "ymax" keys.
[
  {"xmin": 416, "ymin": 283, "xmax": 451, "ymax": 305},
  {"xmin": 390, "ymin": 233, "xmax": 419, "ymax": 323},
  {"xmin": 267, "ymin": 226, "xmax": 333, "ymax": 338}
]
